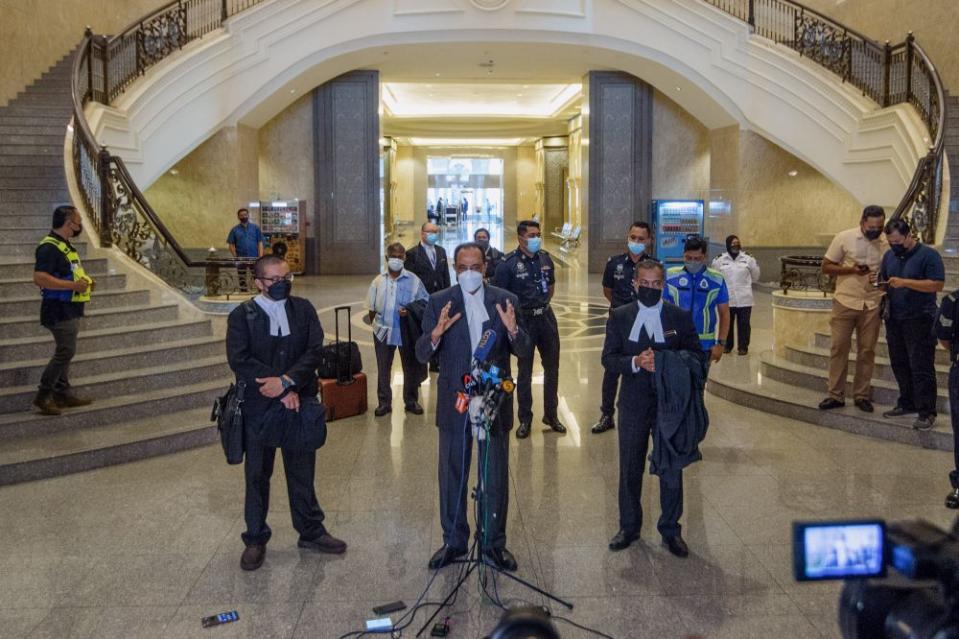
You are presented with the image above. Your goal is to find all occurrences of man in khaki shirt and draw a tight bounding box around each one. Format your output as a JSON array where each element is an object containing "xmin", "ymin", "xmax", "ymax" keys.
[{"xmin": 819, "ymin": 206, "xmax": 888, "ymax": 412}]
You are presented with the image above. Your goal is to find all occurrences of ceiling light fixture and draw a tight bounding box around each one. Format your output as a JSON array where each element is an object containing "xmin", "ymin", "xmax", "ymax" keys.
[
  {"xmin": 169, "ymin": 169, "xmax": 179, "ymax": 176},
  {"xmin": 787, "ymin": 170, "xmax": 799, "ymax": 177}
]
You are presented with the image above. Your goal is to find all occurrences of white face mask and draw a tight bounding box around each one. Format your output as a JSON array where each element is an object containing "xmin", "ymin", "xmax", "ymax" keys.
[
  {"xmin": 458, "ymin": 269, "xmax": 483, "ymax": 293},
  {"xmin": 387, "ymin": 258, "xmax": 404, "ymax": 272}
]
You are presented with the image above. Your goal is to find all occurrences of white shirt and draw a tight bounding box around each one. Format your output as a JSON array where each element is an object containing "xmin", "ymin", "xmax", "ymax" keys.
[
  {"xmin": 462, "ymin": 284, "xmax": 489, "ymax": 352},
  {"xmin": 711, "ymin": 252, "xmax": 760, "ymax": 308},
  {"xmin": 629, "ymin": 299, "xmax": 664, "ymax": 372},
  {"xmin": 254, "ymin": 294, "xmax": 291, "ymax": 337}
]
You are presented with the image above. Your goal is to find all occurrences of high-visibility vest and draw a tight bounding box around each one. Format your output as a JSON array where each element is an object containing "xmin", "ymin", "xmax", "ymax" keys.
[{"xmin": 38, "ymin": 235, "xmax": 92, "ymax": 303}]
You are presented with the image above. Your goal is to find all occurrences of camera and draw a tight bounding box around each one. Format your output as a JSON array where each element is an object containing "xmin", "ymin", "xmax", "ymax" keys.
[{"xmin": 794, "ymin": 518, "xmax": 959, "ymax": 638}]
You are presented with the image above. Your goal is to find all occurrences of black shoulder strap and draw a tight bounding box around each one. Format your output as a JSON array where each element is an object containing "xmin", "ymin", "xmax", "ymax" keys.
[{"xmin": 244, "ymin": 300, "xmax": 258, "ymax": 337}]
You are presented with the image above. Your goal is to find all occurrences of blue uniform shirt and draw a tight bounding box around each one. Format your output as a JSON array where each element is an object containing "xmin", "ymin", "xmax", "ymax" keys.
[
  {"xmin": 664, "ymin": 265, "xmax": 729, "ymax": 350},
  {"xmin": 879, "ymin": 243, "xmax": 945, "ymax": 320},
  {"xmin": 602, "ymin": 252, "xmax": 657, "ymax": 309},
  {"xmin": 227, "ymin": 222, "xmax": 266, "ymax": 258},
  {"xmin": 492, "ymin": 249, "xmax": 555, "ymax": 310}
]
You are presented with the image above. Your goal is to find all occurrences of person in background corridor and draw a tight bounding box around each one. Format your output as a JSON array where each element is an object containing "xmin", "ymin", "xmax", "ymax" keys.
[{"xmin": 711, "ymin": 235, "xmax": 760, "ymax": 355}]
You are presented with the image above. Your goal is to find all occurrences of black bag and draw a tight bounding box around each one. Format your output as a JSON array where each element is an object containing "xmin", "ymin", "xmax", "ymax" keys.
[
  {"xmin": 318, "ymin": 305, "xmax": 362, "ymax": 381},
  {"xmin": 212, "ymin": 381, "xmax": 245, "ymax": 464},
  {"xmin": 254, "ymin": 396, "xmax": 328, "ymax": 451}
]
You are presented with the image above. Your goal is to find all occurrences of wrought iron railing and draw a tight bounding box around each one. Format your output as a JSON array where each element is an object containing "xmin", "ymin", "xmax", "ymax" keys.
[
  {"xmin": 779, "ymin": 256, "xmax": 834, "ymax": 295},
  {"xmin": 68, "ymin": 0, "xmax": 947, "ymax": 297}
]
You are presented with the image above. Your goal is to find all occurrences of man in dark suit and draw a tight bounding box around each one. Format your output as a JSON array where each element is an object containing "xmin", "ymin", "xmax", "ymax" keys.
[
  {"xmin": 226, "ymin": 255, "xmax": 346, "ymax": 571},
  {"xmin": 416, "ymin": 242, "xmax": 532, "ymax": 572},
  {"xmin": 405, "ymin": 222, "xmax": 451, "ymax": 294},
  {"xmin": 601, "ymin": 259, "xmax": 703, "ymax": 558}
]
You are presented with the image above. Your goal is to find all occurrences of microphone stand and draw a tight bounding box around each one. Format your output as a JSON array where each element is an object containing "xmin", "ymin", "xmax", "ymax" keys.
[{"xmin": 416, "ymin": 371, "xmax": 572, "ymax": 637}]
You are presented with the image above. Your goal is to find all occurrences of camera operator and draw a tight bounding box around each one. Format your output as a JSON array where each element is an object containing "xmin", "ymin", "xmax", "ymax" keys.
[{"xmin": 415, "ymin": 243, "xmax": 531, "ymax": 572}]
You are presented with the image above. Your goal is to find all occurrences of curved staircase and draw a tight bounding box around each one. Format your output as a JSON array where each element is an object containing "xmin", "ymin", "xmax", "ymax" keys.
[{"xmin": 0, "ymin": 54, "xmax": 232, "ymax": 485}]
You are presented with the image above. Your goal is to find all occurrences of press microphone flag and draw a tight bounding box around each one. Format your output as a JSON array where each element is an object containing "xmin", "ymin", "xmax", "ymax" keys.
[{"xmin": 472, "ymin": 329, "xmax": 497, "ymax": 364}]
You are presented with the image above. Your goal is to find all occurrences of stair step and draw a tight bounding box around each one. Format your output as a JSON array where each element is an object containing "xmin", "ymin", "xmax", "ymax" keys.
[
  {"xmin": 812, "ymin": 330, "xmax": 952, "ymax": 366},
  {"xmin": 0, "ymin": 177, "xmax": 66, "ymax": 188},
  {"xmin": 0, "ymin": 116, "xmax": 71, "ymax": 127},
  {"xmin": 1, "ymin": 134, "xmax": 65, "ymax": 146},
  {"xmin": 0, "ymin": 302, "xmax": 179, "ymax": 340},
  {"xmin": 0, "ymin": 125, "xmax": 66, "ymax": 136},
  {"xmin": 0, "ymin": 355, "xmax": 229, "ymax": 415},
  {"xmin": 706, "ymin": 357, "xmax": 952, "ymax": 450},
  {"xmin": 0, "ymin": 145, "xmax": 63, "ymax": 157},
  {"xmin": 0, "ymin": 272, "xmax": 124, "ymax": 298},
  {"xmin": 0, "ymin": 106, "xmax": 72, "ymax": 116},
  {"xmin": 0, "ymin": 154, "xmax": 63, "ymax": 167},
  {"xmin": 0, "ymin": 227, "xmax": 66, "ymax": 242},
  {"xmin": 0, "ymin": 201, "xmax": 68, "ymax": 214},
  {"xmin": 0, "ymin": 335, "xmax": 224, "ymax": 388},
  {"xmin": 0, "ymin": 287, "xmax": 148, "ymax": 315},
  {"xmin": 0, "ymin": 317, "xmax": 212, "ymax": 361},
  {"xmin": 785, "ymin": 343, "xmax": 952, "ymax": 387},
  {"xmin": 0, "ymin": 215, "xmax": 60, "ymax": 228},
  {"xmin": 760, "ymin": 350, "xmax": 950, "ymax": 414},
  {"xmin": 0, "ymin": 406, "xmax": 218, "ymax": 486},
  {"xmin": 0, "ymin": 240, "xmax": 87, "ymax": 258},
  {"xmin": 0, "ymin": 257, "xmax": 107, "ymax": 279},
  {"xmin": 0, "ymin": 165, "xmax": 65, "ymax": 178}
]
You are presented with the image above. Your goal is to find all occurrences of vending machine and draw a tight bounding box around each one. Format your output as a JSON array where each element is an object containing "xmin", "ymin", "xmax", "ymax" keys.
[
  {"xmin": 252, "ymin": 200, "xmax": 307, "ymax": 274},
  {"xmin": 650, "ymin": 199, "xmax": 705, "ymax": 266}
]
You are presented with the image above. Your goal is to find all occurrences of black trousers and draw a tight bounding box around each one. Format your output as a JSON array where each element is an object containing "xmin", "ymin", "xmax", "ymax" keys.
[
  {"xmin": 39, "ymin": 317, "xmax": 79, "ymax": 395},
  {"xmin": 949, "ymin": 366, "xmax": 959, "ymax": 487},
  {"xmin": 725, "ymin": 306, "xmax": 753, "ymax": 352},
  {"xmin": 373, "ymin": 335, "xmax": 420, "ymax": 407},
  {"xmin": 617, "ymin": 394, "xmax": 683, "ymax": 537},
  {"xmin": 885, "ymin": 316, "xmax": 938, "ymax": 418},
  {"xmin": 242, "ymin": 421, "xmax": 327, "ymax": 546},
  {"xmin": 437, "ymin": 415, "xmax": 509, "ymax": 550},
  {"xmin": 516, "ymin": 308, "xmax": 560, "ymax": 422},
  {"xmin": 600, "ymin": 368, "xmax": 620, "ymax": 417}
]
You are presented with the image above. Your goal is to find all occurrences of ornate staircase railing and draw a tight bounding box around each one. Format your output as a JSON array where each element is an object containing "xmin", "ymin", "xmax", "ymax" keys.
[{"xmin": 68, "ymin": 0, "xmax": 947, "ymax": 297}]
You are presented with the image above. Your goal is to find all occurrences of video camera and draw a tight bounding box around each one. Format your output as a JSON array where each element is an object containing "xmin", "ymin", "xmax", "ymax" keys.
[{"xmin": 793, "ymin": 517, "xmax": 959, "ymax": 638}]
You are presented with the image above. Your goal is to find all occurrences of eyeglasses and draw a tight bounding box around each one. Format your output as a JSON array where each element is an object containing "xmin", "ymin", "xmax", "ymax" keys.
[{"xmin": 256, "ymin": 274, "xmax": 294, "ymax": 284}]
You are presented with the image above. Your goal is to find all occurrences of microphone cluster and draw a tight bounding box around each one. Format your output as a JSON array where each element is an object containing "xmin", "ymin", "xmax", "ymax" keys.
[{"xmin": 454, "ymin": 330, "xmax": 516, "ymax": 440}]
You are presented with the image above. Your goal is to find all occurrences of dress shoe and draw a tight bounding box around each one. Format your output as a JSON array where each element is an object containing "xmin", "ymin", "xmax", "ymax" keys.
[
  {"xmin": 404, "ymin": 402, "xmax": 424, "ymax": 415},
  {"xmin": 240, "ymin": 544, "xmax": 266, "ymax": 571},
  {"xmin": 591, "ymin": 414, "xmax": 615, "ymax": 434},
  {"xmin": 484, "ymin": 547, "xmax": 518, "ymax": 572},
  {"xmin": 374, "ymin": 404, "xmax": 392, "ymax": 417},
  {"xmin": 883, "ymin": 405, "xmax": 917, "ymax": 418},
  {"xmin": 723, "ymin": 347, "xmax": 732, "ymax": 354},
  {"xmin": 818, "ymin": 397, "xmax": 845, "ymax": 410},
  {"xmin": 947, "ymin": 488, "xmax": 959, "ymax": 509},
  {"xmin": 542, "ymin": 417, "xmax": 567, "ymax": 433},
  {"xmin": 53, "ymin": 393, "xmax": 92, "ymax": 408},
  {"xmin": 428, "ymin": 544, "xmax": 467, "ymax": 570},
  {"xmin": 608, "ymin": 530, "xmax": 639, "ymax": 551},
  {"xmin": 32, "ymin": 392, "xmax": 61, "ymax": 416},
  {"xmin": 516, "ymin": 421, "xmax": 531, "ymax": 439},
  {"xmin": 854, "ymin": 399, "xmax": 874, "ymax": 413},
  {"xmin": 737, "ymin": 349, "xmax": 748, "ymax": 356},
  {"xmin": 663, "ymin": 535, "xmax": 689, "ymax": 558},
  {"xmin": 913, "ymin": 415, "xmax": 936, "ymax": 431},
  {"xmin": 298, "ymin": 533, "xmax": 347, "ymax": 554}
]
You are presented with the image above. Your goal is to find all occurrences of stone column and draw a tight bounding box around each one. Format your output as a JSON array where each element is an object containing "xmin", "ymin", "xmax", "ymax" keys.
[
  {"xmin": 585, "ymin": 71, "xmax": 653, "ymax": 273},
  {"xmin": 312, "ymin": 70, "xmax": 380, "ymax": 274}
]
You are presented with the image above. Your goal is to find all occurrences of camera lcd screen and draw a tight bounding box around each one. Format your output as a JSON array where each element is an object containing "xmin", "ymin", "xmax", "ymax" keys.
[{"xmin": 793, "ymin": 520, "xmax": 886, "ymax": 581}]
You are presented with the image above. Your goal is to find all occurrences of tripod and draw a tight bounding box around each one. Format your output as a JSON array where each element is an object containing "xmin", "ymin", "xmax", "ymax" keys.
[{"xmin": 416, "ymin": 399, "xmax": 572, "ymax": 637}]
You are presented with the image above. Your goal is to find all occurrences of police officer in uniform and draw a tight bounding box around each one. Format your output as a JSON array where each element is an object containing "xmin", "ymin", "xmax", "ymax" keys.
[
  {"xmin": 493, "ymin": 220, "xmax": 565, "ymax": 438},
  {"xmin": 32, "ymin": 205, "xmax": 94, "ymax": 415},
  {"xmin": 935, "ymin": 286, "xmax": 959, "ymax": 508},
  {"xmin": 592, "ymin": 221, "xmax": 656, "ymax": 434}
]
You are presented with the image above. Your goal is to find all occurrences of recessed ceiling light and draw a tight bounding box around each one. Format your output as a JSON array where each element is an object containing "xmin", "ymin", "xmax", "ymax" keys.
[
  {"xmin": 787, "ymin": 170, "xmax": 798, "ymax": 177},
  {"xmin": 674, "ymin": 86, "xmax": 682, "ymax": 92},
  {"xmin": 169, "ymin": 169, "xmax": 179, "ymax": 176},
  {"xmin": 523, "ymin": 85, "xmax": 529, "ymax": 89},
  {"xmin": 290, "ymin": 88, "xmax": 296, "ymax": 94},
  {"xmin": 435, "ymin": 73, "xmax": 441, "ymax": 77}
]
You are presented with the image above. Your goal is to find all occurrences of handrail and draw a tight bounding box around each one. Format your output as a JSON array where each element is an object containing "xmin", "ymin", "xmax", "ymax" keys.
[{"xmin": 68, "ymin": 0, "xmax": 949, "ymax": 296}]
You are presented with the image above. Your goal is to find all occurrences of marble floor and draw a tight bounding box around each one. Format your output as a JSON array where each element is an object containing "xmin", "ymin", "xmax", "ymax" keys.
[{"xmin": 1, "ymin": 255, "xmax": 956, "ymax": 639}]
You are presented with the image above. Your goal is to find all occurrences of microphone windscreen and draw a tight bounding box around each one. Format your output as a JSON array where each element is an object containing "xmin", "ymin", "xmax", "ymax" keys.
[{"xmin": 472, "ymin": 329, "xmax": 498, "ymax": 362}]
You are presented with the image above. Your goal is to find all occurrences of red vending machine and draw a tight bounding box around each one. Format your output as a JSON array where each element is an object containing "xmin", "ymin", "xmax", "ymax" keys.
[{"xmin": 253, "ymin": 200, "xmax": 307, "ymax": 274}]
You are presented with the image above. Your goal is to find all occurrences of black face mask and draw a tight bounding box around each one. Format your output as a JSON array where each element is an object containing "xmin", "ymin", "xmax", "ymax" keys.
[
  {"xmin": 728, "ymin": 248, "xmax": 740, "ymax": 258},
  {"xmin": 476, "ymin": 240, "xmax": 490, "ymax": 251},
  {"xmin": 864, "ymin": 229, "xmax": 882, "ymax": 241},
  {"xmin": 266, "ymin": 280, "xmax": 292, "ymax": 301},
  {"xmin": 635, "ymin": 286, "xmax": 662, "ymax": 307},
  {"xmin": 891, "ymin": 244, "xmax": 908, "ymax": 257},
  {"xmin": 73, "ymin": 224, "xmax": 83, "ymax": 237}
]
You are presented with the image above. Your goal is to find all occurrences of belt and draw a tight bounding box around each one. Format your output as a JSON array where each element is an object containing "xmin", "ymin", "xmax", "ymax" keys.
[{"xmin": 521, "ymin": 305, "xmax": 549, "ymax": 317}]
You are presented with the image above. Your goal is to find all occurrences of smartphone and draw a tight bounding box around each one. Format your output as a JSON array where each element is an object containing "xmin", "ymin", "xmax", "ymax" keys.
[
  {"xmin": 372, "ymin": 601, "xmax": 407, "ymax": 616},
  {"xmin": 793, "ymin": 520, "xmax": 886, "ymax": 581},
  {"xmin": 201, "ymin": 611, "xmax": 239, "ymax": 628}
]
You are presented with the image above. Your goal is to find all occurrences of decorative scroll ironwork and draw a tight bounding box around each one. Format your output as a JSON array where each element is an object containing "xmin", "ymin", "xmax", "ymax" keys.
[
  {"xmin": 136, "ymin": 4, "xmax": 188, "ymax": 69},
  {"xmin": 794, "ymin": 11, "xmax": 850, "ymax": 79},
  {"xmin": 780, "ymin": 256, "xmax": 834, "ymax": 295}
]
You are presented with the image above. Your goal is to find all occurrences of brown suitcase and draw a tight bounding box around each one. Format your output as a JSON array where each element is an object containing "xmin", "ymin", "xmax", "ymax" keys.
[
  {"xmin": 318, "ymin": 306, "xmax": 368, "ymax": 421},
  {"xmin": 319, "ymin": 373, "xmax": 368, "ymax": 421}
]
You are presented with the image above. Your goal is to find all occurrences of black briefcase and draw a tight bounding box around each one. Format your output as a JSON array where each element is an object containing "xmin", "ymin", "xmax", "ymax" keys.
[
  {"xmin": 317, "ymin": 306, "xmax": 363, "ymax": 382},
  {"xmin": 211, "ymin": 380, "xmax": 245, "ymax": 465}
]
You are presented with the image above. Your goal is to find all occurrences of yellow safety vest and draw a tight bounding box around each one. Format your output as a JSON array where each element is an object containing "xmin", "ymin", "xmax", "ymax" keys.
[{"xmin": 38, "ymin": 236, "xmax": 92, "ymax": 303}]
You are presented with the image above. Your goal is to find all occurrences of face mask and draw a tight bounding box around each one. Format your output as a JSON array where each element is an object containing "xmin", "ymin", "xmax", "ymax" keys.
[
  {"xmin": 425, "ymin": 233, "xmax": 438, "ymax": 246},
  {"xmin": 635, "ymin": 286, "xmax": 662, "ymax": 307},
  {"xmin": 387, "ymin": 258, "xmax": 404, "ymax": 272},
  {"xmin": 628, "ymin": 242, "xmax": 646, "ymax": 256},
  {"xmin": 891, "ymin": 244, "xmax": 907, "ymax": 257},
  {"xmin": 476, "ymin": 240, "xmax": 490, "ymax": 251},
  {"xmin": 729, "ymin": 247, "xmax": 740, "ymax": 257},
  {"xmin": 266, "ymin": 280, "xmax": 292, "ymax": 301},
  {"xmin": 864, "ymin": 229, "xmax": 882, "ymax": 241},
  {"xmin": 526, "ymin": 237, "xmax": 542, "ymax": 254},
  {"xmin": 73, "ymin": 224, "xmax": 83, "ymax": 238},
  {"xmin": 685, "ymin": 260, "xmax": 705, "ymax": 274},
  {"xmin": 458, "ymin": 270, "xmax": 483, "ymax": 293},
  {"xmin": 239, "ymin": 218, "xmax": 249, "ymax": 225}
]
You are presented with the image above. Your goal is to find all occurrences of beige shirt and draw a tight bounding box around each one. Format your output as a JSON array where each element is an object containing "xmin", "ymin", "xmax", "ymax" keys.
[{"xmin": 824, "ymin": 227, "xmax": 888, "ymax": 311}]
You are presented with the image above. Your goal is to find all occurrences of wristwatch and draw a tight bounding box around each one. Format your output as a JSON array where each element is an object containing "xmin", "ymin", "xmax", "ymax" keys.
[{"xmin": 280, "ymin": 375, "xmax": 294, "ymax": 390}]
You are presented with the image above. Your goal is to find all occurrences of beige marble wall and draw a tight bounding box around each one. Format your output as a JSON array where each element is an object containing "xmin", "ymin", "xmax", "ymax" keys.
[
  {"xmin": 0, "ymin": 0, "xmax": 160, "ymax": 106},
  {"xmin": 258, "ymin": 93, "xmax": 314, "ymax": 237},
  {"xmin": 706, "ymin": 125, "xmax": 863, "ymax": 248},
  {"xmin": 393, "ymin": 145, "xmax": 416, "ymax": 222},
  {"xmin": 516, "ymin": 145, "xmax": 537, "ymax": 224},
  {"xmin": 652, "ymin": 90, "xmax": 710, "ymax": 202},
  {"xmin": 799, "ymin": 0, "xmax": 959, "ymax": 92},
  {"xmin": 144, "ymin": 126, "xmax": 259, "ymax": 251}
]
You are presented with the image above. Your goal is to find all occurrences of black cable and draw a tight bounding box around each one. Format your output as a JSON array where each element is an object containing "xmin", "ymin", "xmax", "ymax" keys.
[{"xmin": 549, "ymin": 613, "xmax": 617, "ymax": 639}]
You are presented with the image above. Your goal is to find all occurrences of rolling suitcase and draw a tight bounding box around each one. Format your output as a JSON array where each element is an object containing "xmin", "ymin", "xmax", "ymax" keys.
[{"xmin": 318, "ymin": 306, "xmax": 368, "ymax": 421}]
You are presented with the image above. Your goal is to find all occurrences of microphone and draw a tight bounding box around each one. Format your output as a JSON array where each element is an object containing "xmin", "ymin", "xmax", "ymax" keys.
[{"xmin": 471, "ymin": 329, "xmax": 498, "ymax": 365}]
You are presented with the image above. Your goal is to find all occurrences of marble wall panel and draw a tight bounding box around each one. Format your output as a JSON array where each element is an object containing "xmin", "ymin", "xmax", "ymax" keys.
[{"xmin": 258, "ymin": 93, "xmax": 314, "ymax": 237}]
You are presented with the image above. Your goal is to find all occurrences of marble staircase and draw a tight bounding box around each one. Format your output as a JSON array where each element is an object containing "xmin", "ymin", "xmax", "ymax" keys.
[
  {"xmin": 942, "ymin": 93, "xmax": 959, "ymax": 253},
  {"xmin": 0, "ymin": 53, "xmax": 232, "ymax": 485}
]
